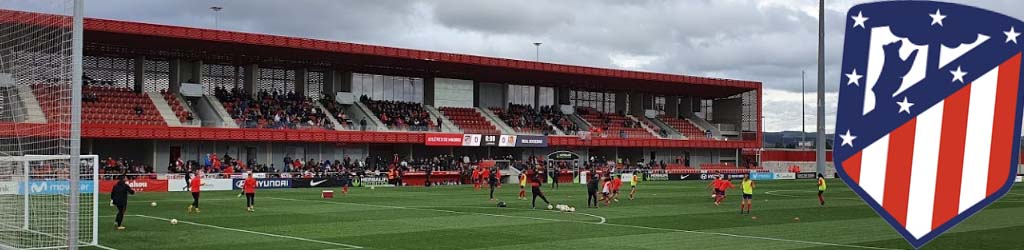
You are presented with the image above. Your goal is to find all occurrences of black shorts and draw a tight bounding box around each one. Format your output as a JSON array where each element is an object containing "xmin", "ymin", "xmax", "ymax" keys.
[
  {"xmin": 715, "ymin": 189, "xmax": 725, "ymax": 196},
  {"xmin": 818, "ymin": 190, "xmax": 824, "ymax": 195},
  {"xmin": 742, "ymin": 194, "xmax": 752, "ymax": 199},
  {"xmin": 613, "ymin": 189, "xmax": 620, "ymax": 194}
]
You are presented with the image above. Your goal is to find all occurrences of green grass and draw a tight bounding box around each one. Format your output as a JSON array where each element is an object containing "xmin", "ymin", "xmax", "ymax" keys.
[{"xmin": 92, "ymin": 180, "xmax": 1024, "ymax": 250}]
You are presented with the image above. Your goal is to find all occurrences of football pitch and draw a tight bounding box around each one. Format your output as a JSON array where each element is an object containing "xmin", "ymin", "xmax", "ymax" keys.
[{"xmin": 89, "ymin": 180, "xmax": 1024, "ymax": 250}]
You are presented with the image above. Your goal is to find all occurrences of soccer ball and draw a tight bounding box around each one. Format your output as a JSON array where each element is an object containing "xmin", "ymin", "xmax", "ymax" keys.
[
  {"xmin": 568, "ymin": 207, "xmax": 575, "ymax": 212},
  {"xmin": 151, "ymin": 202, "xmax": 157, "ymax": 207},
  {"xmin": 170, "ymin": 219, "xmax": 178, "ymax": 225},
  {"xmin": 711, "ymin": 194, "xmax": 716, "ymax": 198},
  {"xmin": 370, "ymin": 186, "xmax": 375, "ymax": 190},
  {"xmin": 547, "ymin": 204, "xmax": 553, "ymax": 210}
]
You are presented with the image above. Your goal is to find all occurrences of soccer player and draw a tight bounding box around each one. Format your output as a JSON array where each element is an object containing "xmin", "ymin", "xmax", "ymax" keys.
[
  {"xmin": 340, "ymin": 171, "xmax": 351, "ymax": 195},
  {"xmin": 182, "ymin": 170, "xmax": 191, "ymax": 191},
  {"xmin": 243, "ymin": 173, "xmax": 256, "ymax": 212},
  {"xmin": 471, "ymin": 167, "xmax": 481, "ymax": 190},
  {"xmin": 550, "ymin": 167, "xmax": 559, "ymax": 189},
  {"xmin": 488, "ymin": 168, "xmax": 499, "ymax": 201},
  {"xmin": 587, "ymin": 170, "xmax": 600, "ymax": 208},
  {"xmin": 529, "ymin": 166, "xmax": 552, "ymax": 209},
  {"xmin": 610, "ymin": 175, "xmax": 623, "ymax": 202},
  {"xmin": 817, "ymin": 173, "xmax": 827, "ymax": 206},
  {"xmin": 713, "ymin": 176, "xmax": 733, "ymax": 206},
  {"xmin": 187, "ymin": 170, "xmax": 204, "ymax": 213},
  {"xmin": 707, "ymin": 174, "xmax": 720, "ymax": 199},
  {"xmin": 518, "ymin": 172, "xmax": 527, "ymax": 200},
  {"xmin": 629, "ymin": 171, "xmax": 639, "ymax": 200},
  {"xmin": 110, "ymin": 174, "xmax": 135, "ymax": 230},
  {"xmin": 740, "ymin": 174, "xmax": 755, "ymax": 214},
  {"xmin": 601, "ymin": 177, "xmax": 613, "ymax": 206}
]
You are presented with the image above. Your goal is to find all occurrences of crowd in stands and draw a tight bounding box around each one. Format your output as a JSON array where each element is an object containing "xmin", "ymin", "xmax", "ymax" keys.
[
  {"xmin": 215, "ymin": 87, "xmax": 331, "ymax": 130},
  {"xmin": 101, "ymin": 157, "xmax": 155, "ymax": 179},
  {"xmin": 168, "ymin": 153, "xmax": 275, "ymax": 177},
  {"xmin": 577, "ymin": 107, "xmax": 656, "ymax": 139},
  {"xmin": 361, "ymin": 95, "xmax": 434, "ymax": 131},
  {"xmin": 491, "ymin": 104, "xmax": 563, "ymax": 135}
]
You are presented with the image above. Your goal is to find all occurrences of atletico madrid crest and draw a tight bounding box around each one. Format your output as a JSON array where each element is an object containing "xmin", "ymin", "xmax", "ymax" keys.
[{"xmin": 835, "ymin": 1, "xmax": 1023, "ymax": 248}]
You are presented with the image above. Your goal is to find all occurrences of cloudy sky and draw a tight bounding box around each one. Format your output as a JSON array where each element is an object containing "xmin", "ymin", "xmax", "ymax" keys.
[{"xmin": 4, "ymin": 0, "xmax": 1023, "ymax": 132}]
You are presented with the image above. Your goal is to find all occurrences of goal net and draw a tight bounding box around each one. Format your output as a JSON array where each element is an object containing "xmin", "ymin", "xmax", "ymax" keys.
[
  {"xmin": 0, "ymin": 0, "xmax": 91, "ymax": 249},
  {"xmin": 0, "ymin": 155, "xmax": 98, "ymax": 249}
]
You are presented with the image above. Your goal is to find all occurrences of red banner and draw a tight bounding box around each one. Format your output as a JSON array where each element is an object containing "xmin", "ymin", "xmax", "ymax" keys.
[
  {"xmin": 424, "ymin": 133, "xmax": 464, "ymax": 146},
  {"xmin": 99, "ymin": 179, "xmax": 168, "ymax": 193}
]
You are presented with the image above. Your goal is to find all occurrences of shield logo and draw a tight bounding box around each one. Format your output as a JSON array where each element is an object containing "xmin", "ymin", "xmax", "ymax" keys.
[{"xmin": 835, "ymin": 1, "xmax": 1023, "ymax": 248}]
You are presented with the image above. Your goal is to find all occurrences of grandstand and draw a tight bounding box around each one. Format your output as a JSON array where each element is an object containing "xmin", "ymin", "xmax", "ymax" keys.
[{"xmin": 0, "ymin": 8, "xmax": 763, "ymax": 171}]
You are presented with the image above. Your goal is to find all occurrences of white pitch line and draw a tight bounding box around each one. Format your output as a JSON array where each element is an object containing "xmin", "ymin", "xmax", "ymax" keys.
[
  {"xmin": 764, "ymin": 190, "xmax": 862, "ymax": 200},
  {"xmin": 460, "ymin": 206, "xmax": 606, "ymax": 224},
  {"xmin": 266, "ymin": 197, "xmax": 581, "ymax": 225},
  {"xmin": 132, "ymin": 214, "xmax": 363, "ymax": 249},
  {"xmin": 266, "ymin": 197, "xmax": 897, "ymax": 250}
]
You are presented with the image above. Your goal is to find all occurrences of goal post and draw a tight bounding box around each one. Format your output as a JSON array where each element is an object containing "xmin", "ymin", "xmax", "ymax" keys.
[
  {"xmin": 0, "ymin": 155, "xmax": 99, "ymax": 249},
  {"xmin": 0, "ymin": 0, "xmax": 88, "ymax": 249}
]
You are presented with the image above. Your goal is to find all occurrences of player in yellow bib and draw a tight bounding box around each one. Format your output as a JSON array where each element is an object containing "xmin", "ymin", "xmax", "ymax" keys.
[
  {"xmin": 817, "ymin": 174, "xmax": 827, "ymax": 206},
  {"xmin": 740, "ymin": 174, "xmax": 755, "ymax": 214},
  {"xmin": 518, "ymin": 173, "xmax": 527, "ymax": 200},
  {"xmin": 629, "ymin": 171, "xmax": 640, "ymax": 200}
]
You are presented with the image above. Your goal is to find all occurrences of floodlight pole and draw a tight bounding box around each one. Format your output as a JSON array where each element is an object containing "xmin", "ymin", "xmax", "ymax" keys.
[
  {"xmin": 211, "ymin": 6, "xmax": 223, "ymax": 29},
  {"xmin": 816, "ymin": 0, "xmax": 826, "ymax": 175},
  {"xmin": 802, "ymin": 70, "xmax": 806, "ymax": 148},
  {"xmin": 69, "ymin": 0, "xmax": 84, "ymax": 248},
  {"xmin": 533, "ymin": 42, "xmax": 542, "ymax": 61}
]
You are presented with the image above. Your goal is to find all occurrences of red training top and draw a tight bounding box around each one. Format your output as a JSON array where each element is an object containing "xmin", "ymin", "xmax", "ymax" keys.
[
  {"xmin": 190, "ymin": 176, "xmax": 202, "ymax": 193},
  {"xmin": 244, "ymin": 177, "xmax": 256, "ymax": 194}
]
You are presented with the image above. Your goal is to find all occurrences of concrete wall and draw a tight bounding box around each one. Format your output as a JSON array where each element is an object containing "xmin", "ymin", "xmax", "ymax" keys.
[
  {"xmin": 629, "ymin": 92, "xmax": 643, "ymax": 115},
  {"xmin": 193, "ymin": 97, "xmax": 226, "ymax": 127},
  {"xmin": 434, "ymin": 78, "xmax": 474, "ymax": 108},
  {"xmin": 477, "ymin": 82, "xmax": 506, "ymax": 109},
  {"xmin": 711, "ymin": 97, "xmax": 743, "ymax": 127},
  {"xmin": 665, "ymin": 96, "xmax": 679, "ymax": 118}
]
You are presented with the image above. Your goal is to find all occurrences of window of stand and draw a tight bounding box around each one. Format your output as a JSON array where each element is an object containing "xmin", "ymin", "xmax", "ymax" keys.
[
  {"xmin": 83, "ymin": 56, "xmax": 134, "ymax": 89},
  {"xmin": 258, "ymin": 68, "xmax": 295, "ymax": 95},
  {"xmin": 570, "ymin": 90, "xmax": 615, "ymax": 113},
  {"xmin": 653, "ymin": 96, "xmax": 666, "ymax": 116},
  {"xmin": 350, "ymin": 73, "xmax": 423, "ymax": 103},
  {"xmin": 202, "ymin": 64, "xmax": 243, "ymax": 95},
  {"xmin": 142, "ymin": 60, "xmax": 169, "ymax": 92},
  {"xmin": 306, "ymin": 71, "xmax": 324, "ymax": 100}
]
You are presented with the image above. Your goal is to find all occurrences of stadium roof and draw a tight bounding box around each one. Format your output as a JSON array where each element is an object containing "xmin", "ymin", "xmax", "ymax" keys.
[{"xmin": 2, "ymin": 9, "xmax": 759, "ymax": 98}]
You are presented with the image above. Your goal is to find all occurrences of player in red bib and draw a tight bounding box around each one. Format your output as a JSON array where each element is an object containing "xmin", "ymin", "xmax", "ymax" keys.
[
  {"xmin": 713, "ymin": 176, "xmax": 734, "ymax": 206},
  {"xmin": 243, "ymin": 173, "xmax": 256, "ymax": 212},
  {"xmin": 187, "ymin": 170, "xmax": 205, "ymax": 213},
  {"xmin": 471, "ymin": 168, "xmax": 481, "ymax": 190},
  {"xmin": 610, "ymin": 175, "xmax": 623, "ymax": 202}
]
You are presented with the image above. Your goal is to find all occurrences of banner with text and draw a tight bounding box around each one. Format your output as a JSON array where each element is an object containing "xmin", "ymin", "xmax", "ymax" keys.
[
  {"xmin": 425, "ymin": 133, "xmax": 464, "ymax": 146},
  {"xmin": 20, "ymin": 180, "xmax": 95, "ymax": 195},
  {"xmin": 99, "ymin": 179, "xmax": 168, "ymax": 193},
  {"xmin": 514, "ymin": 135, "xmax": 549, "ymax": 147},
  {"xmin": 232, "ymin": 178, "xmax": 292, "ymax": 190}
]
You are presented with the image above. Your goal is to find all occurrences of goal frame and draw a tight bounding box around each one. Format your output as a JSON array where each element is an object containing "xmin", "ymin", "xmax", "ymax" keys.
[{"xmin": 0, "ymin": 154, "xmax": 99, "ymax": 249}]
